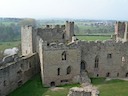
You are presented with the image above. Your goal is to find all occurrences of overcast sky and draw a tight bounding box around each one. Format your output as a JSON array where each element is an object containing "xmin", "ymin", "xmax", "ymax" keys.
[{"xmin": 0, "ymin": 0, "xmax": 128, "ymax": 20}]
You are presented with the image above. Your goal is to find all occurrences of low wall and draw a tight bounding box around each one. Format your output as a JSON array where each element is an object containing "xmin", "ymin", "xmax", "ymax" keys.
[{"xmin": 0, "ymin": 53, "xmax": 40, "ymax": 96}]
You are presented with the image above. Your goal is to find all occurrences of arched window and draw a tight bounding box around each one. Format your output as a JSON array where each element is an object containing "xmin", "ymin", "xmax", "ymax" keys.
[
  {"xmin": 81, "ymin": 61, "xmax": 86, "ymax": 70},
  {"xmin": 125, "ymin": 72, "xmax": 128, "ymax": 77},
  {"xmin": 95, "ymin": 55, "xmax": 99, "ymax": 68},
  {"xmin": 106, "ymin": 72, "xmax": 110, "ymax": 77},
  {"xmin": 67, "ymin": 66, "xmax": 71, "ymax": 74},
  {"xmin": 57, "ymin": 68, "xmax": 60, "ymax": 76},
  {"xmin": 62, "ymin": 51, "xmax": 66, "ymax": 60}
]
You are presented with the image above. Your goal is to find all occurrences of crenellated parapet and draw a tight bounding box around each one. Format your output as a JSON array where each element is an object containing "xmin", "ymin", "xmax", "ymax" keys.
[{"xmin": 39, "ymin": 40, "xmax": 79, "ymax": 51}]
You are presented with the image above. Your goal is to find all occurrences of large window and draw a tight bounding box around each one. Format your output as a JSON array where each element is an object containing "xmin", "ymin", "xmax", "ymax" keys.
[
  {"xmin": 81, "ymin": 61, "xmax": 86, "ymax": 71},
  {"xmin": 67, "ymin": 66, "xmax": 71, "ymax": 74},
  {"xmin": 62, "ymin": 51, "xmax": 66, "ymax": 60},
  {"xmin": 95, "ymin": 55, "xmax": 99, "ymax": 68}
]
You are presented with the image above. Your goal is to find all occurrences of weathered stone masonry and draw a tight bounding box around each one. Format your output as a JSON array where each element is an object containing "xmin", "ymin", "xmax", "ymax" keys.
[
  {"xmin": 0, "ymin": 53, "xmax": 39, "ymax": 96},
  {"xmin": 0, "ymin": 21, "xmax": 128, "ymax": 96}
]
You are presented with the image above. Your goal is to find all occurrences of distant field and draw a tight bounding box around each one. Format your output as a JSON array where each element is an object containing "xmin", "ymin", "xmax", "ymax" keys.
[
  {"xmin": 0, "ymin": 41, "xmax": 20, "ymax": 51},
  {"xmin": 8, "ymin": 74, "xmax": 128, "ymax": 96},
  {"xmin": 76, "ymin": 35, "xmax": 111, "ymax": 41}
]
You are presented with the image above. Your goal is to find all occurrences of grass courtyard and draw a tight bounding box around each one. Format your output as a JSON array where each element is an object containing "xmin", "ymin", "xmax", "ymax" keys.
[
  {"xmin": 8, "ymin": 74, "xmax": 80, "ymax": 96},
  {"xmin": 8, "ymin": 74, "xmax": 128, "ymax": 96}
]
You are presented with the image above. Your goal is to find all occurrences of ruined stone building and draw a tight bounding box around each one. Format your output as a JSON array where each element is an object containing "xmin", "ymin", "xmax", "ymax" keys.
[{"xmin": 0, "ymin": 21, "xmax": 128, "ymax": 96}]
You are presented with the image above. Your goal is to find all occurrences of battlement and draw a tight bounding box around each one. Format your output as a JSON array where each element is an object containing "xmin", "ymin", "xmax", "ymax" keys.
[
  {"xmin": 44, "ymin": 24, "xmax": 65, "ymax": 29},
  {"xmin": 39, "ymin": 40, "xmax": 78, "ymax": 51},
  {"xmin": 21, "ymin": 25, "xmax": 34, "ymax": 30},
  {"xmin": 78, "ymin": 40, "xmax": 128, "ymax": 54},
  {"xmin": 79, "ymin": 39, "xmax": 128, "ymax": 46}
]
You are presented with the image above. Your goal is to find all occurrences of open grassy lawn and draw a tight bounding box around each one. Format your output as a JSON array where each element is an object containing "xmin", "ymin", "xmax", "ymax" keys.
[
  {"xmin": 91, "ymin": 77, "xmax": 128, "ymax": 96},
  {"xmin": 76, "ymin": 36, "xmax": 111, "ymax": 41},
  {"xmin": 0, "ymin": 41, "xmax": 20, "ymax": 51},
  {"xmin": 8, "ymin": 75, "xmax": 128, "ymax": 96}
]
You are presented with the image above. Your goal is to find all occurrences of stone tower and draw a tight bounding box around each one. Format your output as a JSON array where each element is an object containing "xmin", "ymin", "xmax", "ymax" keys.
[
  {"xmin": 65, "ymin": 21, "xmax": 74, "ymax": 42},
  {"xmin": 115, "ymin": 21, "xmax": 128, "ymax": 42},
  {"xmin": 21, "ymin": 25, "xmax": 36, "ymax": 56}
]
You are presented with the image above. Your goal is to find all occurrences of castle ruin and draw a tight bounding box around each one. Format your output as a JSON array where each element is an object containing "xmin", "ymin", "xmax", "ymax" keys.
[{"xmin": 0, "ymin": 21, "xmax": 128, "ymax": 96}]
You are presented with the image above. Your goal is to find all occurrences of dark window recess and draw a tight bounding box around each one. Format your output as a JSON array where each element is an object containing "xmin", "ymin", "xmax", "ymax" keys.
[
  {"xmin": 57, "ymin": 68, "xmax": 60, "ymax": 76},
  {"xmin": 107, "ymin": 54, "xmax": 112, "ymax": 59},
  {"xmin": 18, "ymin": 80, "xmax": 22, "ymax": 87},
  {"xmin": 47, "ymin": 43, "xmax": 49, "ymax": 46},
  {"xmin": 61, "ymin": 80, "xmax": 69, "ymax": 83},
  {"xmin": 67, "ymin": 66, "xmax": 71, "ymax": 74},
  {"xmin": 17, "ymin": 70, "xmax": 22, "ymax": 74},
  {"xmin": 50, "ymin": 81, "xmax": 55, "ymax": 87},
  {"xmin": 81, "ymin": 61, "xmax": 86, "ymax": 70},
  {"xmin": 106, "ymin": 72, "xmax": 110, "ymax": 77},
  {"xmin": 95, "ymin": 56, "xmax": 99, "ymax": 68},
  {"xmin": 62, "ymin": 34, "xmax": 65, "ymax": 39},
  {"xmin": 62, "ymin": 51, "xmax": 66, "ymax": 60},
  {"xmin": 125, "ymin": 72, "xmax": 128, "ymax": 77},
  {"xmin": 3, "ymin": 80, "xmax": 7, "ymax": 86},
  {"xmin": 117, "ymin": 73, "xmax": 119, "ymax": 77}
]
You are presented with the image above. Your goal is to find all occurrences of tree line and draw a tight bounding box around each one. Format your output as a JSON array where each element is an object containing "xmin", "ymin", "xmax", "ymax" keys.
[
  {"xmin": 0, "ymin": 23, "xmax": 20, "ymax": 41},
  {"xmin": 0, "ymin": 18, "xmax": 36, "ymax": 42}
]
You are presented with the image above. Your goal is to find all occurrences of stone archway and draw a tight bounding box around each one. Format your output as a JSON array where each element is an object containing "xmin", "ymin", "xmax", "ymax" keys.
[
  {"xmin": 50, "ymin": 81, "xmax": 55, "ymax": 87},
  {"xmin": 80, "ymin": 60, "xmax": 86, "ymax": 71}
]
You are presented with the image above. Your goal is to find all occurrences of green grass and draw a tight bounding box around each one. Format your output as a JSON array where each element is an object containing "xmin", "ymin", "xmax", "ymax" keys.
[
  {"xmin": 0, "ymin": 41, "xmax": 20, "ymax": 51},
  {"xmin": 8, "ymin": 74, "xmax": 80, "ymax": 96},
  {"xmin": 91, "ymin": 78, "xmax": 128, "ymax": 96},
  {"xmin": 8, "ymin": 74, "xmax": 128, "ymax": 96},
  {"xmin": 76, "ymin": 36, "xmax": 111, "ymax": 41}
]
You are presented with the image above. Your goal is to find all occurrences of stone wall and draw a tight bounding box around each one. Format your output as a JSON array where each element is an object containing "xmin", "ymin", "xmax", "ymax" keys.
[
  {"xmin": 78, "ymin": 40, "xmax": 128, "ymax": 78},
  {"xmin": 65, "ymin": 21, "xmax": 74, "ymax": 42},
  {"xmin": 37, "ymin": 25, "xmax": 65, "ymax": 44},
  {"xmin": 0, "ymin": 53, "xmax": 39, "ymax": 96},
  {"xmin": 68, "ymin": 84, "xmax": 99, "ymax": 96},
  {"xmin": 21, "ymin": 26, "xmax": 36, "ymax": 56},
  {"xmin": 39, "ymin": 40, "xmax": 81, "ymax": 87},
  {"xmin": 115, "ymin": 22, "xmax": 128, "ymax": 42}
]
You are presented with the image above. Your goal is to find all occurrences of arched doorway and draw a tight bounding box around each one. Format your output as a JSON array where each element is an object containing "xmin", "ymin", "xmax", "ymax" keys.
[
  {"xmin": 50, "ymin": 81, "xmax": 55, "ymax": 87},
  {"xmin": 125, "ymin": 72, "xmax": 128, "ymax": 77},
  {"xmin": 80, "ymin": 61, "xmax": 86, "ymax": 71}
]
